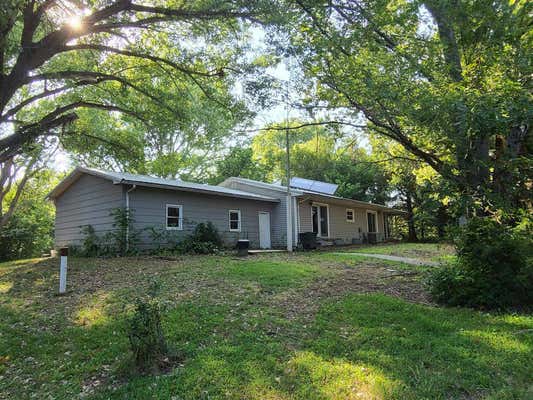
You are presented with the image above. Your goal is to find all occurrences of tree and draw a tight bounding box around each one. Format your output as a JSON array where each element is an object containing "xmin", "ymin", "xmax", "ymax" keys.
[
  {"xmin": 249, "ymin": 120, "xmax": 392, "ymax": 203},
  {"xmin": 0, "ymin": 0, "xmax": 271, "ymax": 227},
  {"xmin": 284, "ymin": 0, "xmax": 531, "ymax": 217},
  {"xmin": 0, "ymin": 168, "xmax": 58, "ymax": 260},
  {"xmin": 209, "ymin": 146, "xmax": 269, "ymax": 184}
]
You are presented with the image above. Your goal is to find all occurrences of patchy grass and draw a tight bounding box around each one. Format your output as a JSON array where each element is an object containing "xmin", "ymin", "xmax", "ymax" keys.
[
  {"xmin": 340, "ymin": 242, "xmax": 455, "ymax": 263},
  {"xmin": 0, "ymin": 250, "xmax": 531, "ymax": 399}
]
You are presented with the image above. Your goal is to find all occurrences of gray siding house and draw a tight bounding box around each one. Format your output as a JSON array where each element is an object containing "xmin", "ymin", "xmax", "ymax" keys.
[{"xmin": 48, "ymin": 167, "xmax": 404, "ymax": 250}]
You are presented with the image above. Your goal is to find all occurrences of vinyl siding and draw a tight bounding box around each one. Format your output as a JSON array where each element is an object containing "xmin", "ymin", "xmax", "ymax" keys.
[
  {"xmin": 298, "ymin": 201, "xmax": 386, "ymax": 244},
  {"xmin": 129, "ymin": 186, "xmax": 276, "ymax": 249},
  {"xmin": 54, "ymin": 174, "xmax": 124, "ymax": 247},
  {"xmin": 219, "ymin": 181, "xmax": 288, "ymax": 248}
]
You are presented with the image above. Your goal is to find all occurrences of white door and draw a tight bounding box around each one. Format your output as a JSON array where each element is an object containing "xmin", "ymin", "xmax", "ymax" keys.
[{"xmin": 258, "ymin": 212, "xmax": 271, "ymax": 249}]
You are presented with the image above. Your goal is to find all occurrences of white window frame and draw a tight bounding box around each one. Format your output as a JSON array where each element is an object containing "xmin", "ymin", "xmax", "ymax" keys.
[
  {"xmin": 346, "ymin": 208, "xmax": 355, "ymax": 223},
  {"xmin": 166, "ymin": 204, "xmax": 183, "ymax": 230},
  {"xmin": 311, "ymin": 202, "xmax": 330, "ymax": 238},
  {"xmin": 228, "ymin": 209, "xmax": 241, "ymax": 232},
  {"xmin": 366, "ymin": 210, "xmax": 378, "ymax": 233}
]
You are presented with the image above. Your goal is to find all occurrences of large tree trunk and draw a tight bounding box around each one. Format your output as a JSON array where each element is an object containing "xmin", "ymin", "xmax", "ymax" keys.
[{"xmin": 405, "ymin": 193, "xmax": 418, "ymax": 242}]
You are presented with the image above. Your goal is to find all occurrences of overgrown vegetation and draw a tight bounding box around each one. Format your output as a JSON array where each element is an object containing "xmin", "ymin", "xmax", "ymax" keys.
[
  {"xmin": 128, "ymin": 281, "xmax": 174, "ymax": 374},
  {"xmin": 76, "ymin": 208, "xmax": 141, "ymax": 257},
  {"xmin": 429, "ymin": 217, "xmax": 533, "ymax": 309},
  {"xmin": 0, "ymin": 250, "xmax": 531, "ymax": 399},
  {"xmin": 77, "ymin": 211, "xmax": 223, "ymax": 257},
  {"xmin": 0, "ymin": 171, "xmax": 56, "ymax": 261},
  {"xmin": 176, "ymin": 222, "xmax": 222, "ymax": 254}
]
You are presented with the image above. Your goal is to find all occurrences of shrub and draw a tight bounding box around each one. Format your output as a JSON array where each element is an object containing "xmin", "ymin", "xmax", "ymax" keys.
[
  {"xmin": 79, "ymin": 225, "xmax": 100, "ymax": 256},
  {"xmin": 429, "ymin": 217, "xmax": 532, "ymax": 309},
  {"xmin": 128, "ymin": 281, "xmax": 169, "ymax": 374},
  {"xmin": 176, "ymin": 222, "xmax": 222, "ymax": 254},
  {"xmin": 77, "ymin": 208, "xmax": 141, "ymax": 257}
]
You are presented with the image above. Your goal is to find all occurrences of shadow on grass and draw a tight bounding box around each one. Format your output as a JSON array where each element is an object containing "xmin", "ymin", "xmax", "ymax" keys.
[
  {"xmin": 2, "ymin": 257, "xmax": 532, "ymax": 400},
  {"xmin": 88, "ymin": 294, "xmax": 532, "ymax": 400}
]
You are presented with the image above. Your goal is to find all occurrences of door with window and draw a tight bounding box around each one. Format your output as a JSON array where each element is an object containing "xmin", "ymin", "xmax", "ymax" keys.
[
  {"xmin": 312, "ymin": 204, "xmax": 329, "ymax": 237},
  {"xmin": 367, "ymin": 211, "xmax": 377, "ymax": 244}
]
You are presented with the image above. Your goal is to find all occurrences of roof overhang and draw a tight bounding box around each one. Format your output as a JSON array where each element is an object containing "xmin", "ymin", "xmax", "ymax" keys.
[
  {"xmin": 115, "ymin": 179, "xmax": 279, "ymax": 202},
  {"xmin": 295, "ymin": 192, "xmax": 407, "ymax": 215},
  {"xmin": 47, "ymin": 167, "xmax": 279, "ymax": 203}
]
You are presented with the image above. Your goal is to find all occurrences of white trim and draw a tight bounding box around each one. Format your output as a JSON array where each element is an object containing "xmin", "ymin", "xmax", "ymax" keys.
[
  {"xmin": 366, "ymin": 210, "xmax": 378, "ymax": 233},
  {"xmin": 166, "ymin": 204, "xmax": 183, "ymax": 230},
  {"xmin": 229, "ymin": 209, "xmax": 241, "ymax": 232},
  {"xmin": 346, "ymin": 208, "xmax": 354, "ymax": 223},
  {"xmin": 311, "ymin": 202, "xmax": 330, "ymax": 238}
]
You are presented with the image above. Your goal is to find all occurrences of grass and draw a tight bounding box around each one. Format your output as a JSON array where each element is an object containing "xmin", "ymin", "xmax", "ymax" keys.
[
  {"xmin": 339, "ymin": 242, "xmax": 456, "ymax": 263},
  {"xmin": 0, "ymin": 244, "xmax": 531, "ymax": 399}
]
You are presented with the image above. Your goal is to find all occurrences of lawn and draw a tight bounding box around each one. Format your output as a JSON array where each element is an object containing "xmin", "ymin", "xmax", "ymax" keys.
[
  {"xmin": 0, "ymin": 245, "xmax": 531, "ymax": 399},
  {"xmin": 337, "ymin": 242, "xmax": 456, "ymax": 263}
]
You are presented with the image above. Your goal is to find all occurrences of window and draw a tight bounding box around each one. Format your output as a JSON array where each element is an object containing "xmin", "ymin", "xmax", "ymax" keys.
[
  {"xmin": 346, "ymin": 209, "xmax": 354, "ymax": 222},
  {"xmin": 166, "ymin": 204, "xmax": 183, "ymax": 230},
  {"xmin": 229, "ymin": 210, "xmax": 241, "ymax": 232}
]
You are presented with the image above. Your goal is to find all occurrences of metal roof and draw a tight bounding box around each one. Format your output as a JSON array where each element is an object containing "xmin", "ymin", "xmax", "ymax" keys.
[
  {"xmin": 47, "ymin": 167, "xmax": 279, "ymax": 202},
  {"xmin": 290, "ymin": 177, "xmax": 338, "ymax": 195},
  {"xmin": 221, "ymin": 177, "xmax": 405, "ymax": 214}
]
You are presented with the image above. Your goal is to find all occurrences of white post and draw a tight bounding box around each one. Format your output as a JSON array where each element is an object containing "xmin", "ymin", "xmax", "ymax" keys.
[
  {"xmin": 59, "ymin": 247, "xmax": 68, "ymax": 294},
  {"xmin": 286, "ymin": 195, "xmax": 293, "ymax": 252}
]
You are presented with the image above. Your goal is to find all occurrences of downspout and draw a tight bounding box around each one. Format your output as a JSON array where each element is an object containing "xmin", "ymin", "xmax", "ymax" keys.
[{"xmin": 125, "ymin": 184, "xmax": 137, "ymax": 251}]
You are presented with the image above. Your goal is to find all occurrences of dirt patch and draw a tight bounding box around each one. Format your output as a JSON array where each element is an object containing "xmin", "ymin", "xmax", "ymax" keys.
[{"xmin": 272, "ymin": 261, "xmax": 432, "ymax": 323}]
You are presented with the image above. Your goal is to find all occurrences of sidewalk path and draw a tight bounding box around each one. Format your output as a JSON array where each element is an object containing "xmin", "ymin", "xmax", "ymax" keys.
[{"xmin": 334, "ymin": 252, "xmax": 440, "ymax": 267}]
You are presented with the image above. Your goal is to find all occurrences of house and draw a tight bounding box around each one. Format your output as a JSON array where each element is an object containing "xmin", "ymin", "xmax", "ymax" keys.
[{"xmin": 48, "ymin": 167, "xmax": 405, "ymax": 250}]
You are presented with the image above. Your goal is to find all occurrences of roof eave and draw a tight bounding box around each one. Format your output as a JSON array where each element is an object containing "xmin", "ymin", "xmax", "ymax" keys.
[
  {"xmin": 295, "ymin": 192, "xmax": 407, "ymax": 215},
  {"xmin": 118, "ymin": 179, "xmax": 279, "ymax": 202}
]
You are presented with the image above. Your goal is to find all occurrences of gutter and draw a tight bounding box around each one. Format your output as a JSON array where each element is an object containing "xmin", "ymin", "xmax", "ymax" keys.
[{"xmin": 125, "ymin": 183, "xmax": 137, "ymax": 251}]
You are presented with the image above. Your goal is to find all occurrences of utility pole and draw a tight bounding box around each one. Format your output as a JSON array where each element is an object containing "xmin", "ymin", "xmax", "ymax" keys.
[{"xmin": 285, "ymin": 78, "xmax": 293, "ymax": 252}]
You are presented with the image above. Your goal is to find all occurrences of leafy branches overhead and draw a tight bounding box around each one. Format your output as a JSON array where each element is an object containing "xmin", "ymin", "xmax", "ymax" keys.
[
  {"xmin": 0, "ymin": 0, "xmax": 270, "ymax": 163},
  {"xmin": 286, "ymin": 0, "xmax": 532, "ymax": 213}
]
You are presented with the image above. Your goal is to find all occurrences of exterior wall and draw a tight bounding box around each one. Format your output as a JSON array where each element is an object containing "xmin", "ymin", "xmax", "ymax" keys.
[
  {"xmin": 129, "ymin": 186, "xmax": 276, "ymax": 249},
  {"xmin": 54, "ymin": 174, "xmax": 125, "ymax": 247},
  {"xmin": 220, "ymin": 181, "xmax": 287, "ymax": 248},
  {"xmin": 298, "ymin": 200, "xmax": 386, "ymax": 244}
]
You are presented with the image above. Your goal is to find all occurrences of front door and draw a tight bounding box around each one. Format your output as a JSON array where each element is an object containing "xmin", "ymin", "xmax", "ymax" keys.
[
  {"xmin": 312, "ymin": 205, "xmax": 329, "ymax": 237},
  {"xmin": 367, "ymin": 211, "xmax": 377, "ymax": 243},
  {"xmin": 258, "ymin": 212, "xmax": 271, "ymax": 249}
]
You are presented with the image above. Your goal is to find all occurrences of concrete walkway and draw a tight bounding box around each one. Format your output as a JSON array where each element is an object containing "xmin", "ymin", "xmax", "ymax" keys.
[{"xmin": 334, "ymin": 252, "xmax": 440, "ymax": 267}]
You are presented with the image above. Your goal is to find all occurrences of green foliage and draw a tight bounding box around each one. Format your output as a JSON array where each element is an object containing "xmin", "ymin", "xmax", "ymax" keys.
[
  {"xmin": 78, "ymin": 225, "xmax": 100, "ymax": 257},
  {"xmin": 176, "ymin": 222, "xmax": 222, "ymax": 254},
  {"xmin": 77, "ymin": 208, "xmax": 141, "ymax": 257},
  {"xmin": 128, "ymin": 281, "xmax": 169, "ymax": 374},
  {"xmin": 0, "ymin": 206, "xmax": 54, "ymax": 261},
  {"xmin": 286, "ymin": 0, "xmax": 532, "ymax": 214},
  {"xmin": 429, "ymin": 217, "xmax": 533, "ymax": 309},
  {"xmin": 212, "ymin": 121, "xmax": 392, "ymax": 203},
  {"xmin": 0, "ymin": 170, "xmax": 56, "ymax": 261},
  {"xmin": 209, "ymin": 146, "xmax": 269, "ymax": 184}
]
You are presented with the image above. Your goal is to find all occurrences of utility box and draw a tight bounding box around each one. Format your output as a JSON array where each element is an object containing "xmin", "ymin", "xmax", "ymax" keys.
[
  {"xmin": 237, "ymin": 239, "xmax": 250, "ymax": 256},
  {"xmin": 299, "ymin": 232, "xmax": 317, "ymax": 250}
]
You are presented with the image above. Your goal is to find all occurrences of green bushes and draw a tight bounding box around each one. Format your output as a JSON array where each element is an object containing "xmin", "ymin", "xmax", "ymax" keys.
[
  {"xmin": 76, "ymin": 208, "xmax": 140, "ymax": 257},
  {"xmin": 78, "ymin": 215, "xmax": 223, "ymax": 256},
  {"xmin": 429, "ymin": 217, "xmax": 532, "ymax": 309},
  {"xmin": 176, "ymin": 222, "xmax": 222, "ymax": 254},
  {"xmin": 127, "ymin": 281, "xmax": 174, "ymax": 374}
]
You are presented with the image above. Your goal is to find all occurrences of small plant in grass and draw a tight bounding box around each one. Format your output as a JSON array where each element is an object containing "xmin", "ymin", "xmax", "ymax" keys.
[{"xmin": 128, "ymin": 280, "xmax": 174, "ymax": 374}]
